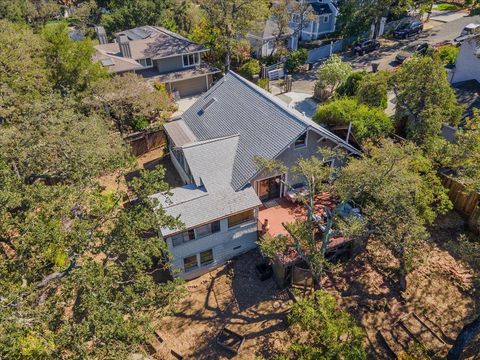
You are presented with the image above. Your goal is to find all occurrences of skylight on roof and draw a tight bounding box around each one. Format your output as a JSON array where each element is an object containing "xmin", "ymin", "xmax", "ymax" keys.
[
  {"xmin": 100, "ymin": 58, "xmax": 115, "ymax": 66},
  {"xmin": 198, "ymin": 97, "xmax": 217, "ymax": 115}
]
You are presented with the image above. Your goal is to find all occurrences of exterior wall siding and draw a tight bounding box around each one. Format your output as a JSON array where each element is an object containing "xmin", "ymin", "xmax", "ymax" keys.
[
  {"xmin": 451, "ymin": 38, "xmax": 480, "ymax": 84},
  {"xmin": 169, "ymin": 147, "xmax": 192, "ymax": 185},
  {"xmin": 250, "ymin": 130, "xmax": 338, "ymax": 191},
  {"xmin": 154, "ymin": 55, "xmax": 185, "ymax": 74},
  {"xmin": 169, "ymin": 75, "xmax": 210, "ymax": 98},
  {"xmin": 167, "ymin": 217, "xmax": 259, "ymax": 280}
]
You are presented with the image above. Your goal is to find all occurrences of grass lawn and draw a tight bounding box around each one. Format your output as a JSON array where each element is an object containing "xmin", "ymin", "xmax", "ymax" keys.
[{"xmin": 434, "ymin": 2, "xmax": 462, "ymax": 11}]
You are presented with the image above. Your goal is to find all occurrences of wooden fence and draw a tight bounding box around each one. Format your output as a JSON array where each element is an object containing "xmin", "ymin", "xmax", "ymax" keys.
[
  {"xmin": 440, "ymin": 173, "xmax": 480, "ymax": 233},
  {"xmin": 125, "ymin": 128, "xmax": 166, "ymax": 157}
]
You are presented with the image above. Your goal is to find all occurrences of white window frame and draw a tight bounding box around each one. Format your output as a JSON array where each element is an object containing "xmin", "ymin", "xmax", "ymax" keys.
[
  {"xmin": 294, "ymin": 132, "xmax": 308, "ymax": 149},
  {"xmin": 199, "ymin": 249, "xmax": 214, "ymax": 266},
  {"xmin": 138, "ymin": 58, "xmax": 153, "ymax": 68},
  {"xmin": 183, "ymin": 248, "xmax": 215, "ymax": 272},
  {"xmin": 182, "ymin": 52, "xmax": 200, "ymax": 67},
  {"xmin": 183, "ymin": 254, "xmax": 199, "ymax": 272}
]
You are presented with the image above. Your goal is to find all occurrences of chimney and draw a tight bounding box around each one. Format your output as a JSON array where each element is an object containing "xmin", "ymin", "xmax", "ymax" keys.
[
  {"xmin": 95, "ymin": 26, "xmax": 108, "ymax": 45},
  {"xmin": 117, "ymin": 34, "xmax": 132, "ymax": 58}
]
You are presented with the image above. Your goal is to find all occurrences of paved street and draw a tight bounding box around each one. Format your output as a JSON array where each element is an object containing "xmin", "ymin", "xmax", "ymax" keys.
[{"xmin": 291, "ymin": 12, "xmax": 480, "ymax": 94}]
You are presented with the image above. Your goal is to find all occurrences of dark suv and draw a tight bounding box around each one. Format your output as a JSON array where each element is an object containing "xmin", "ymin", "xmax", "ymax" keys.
[
  {"xmin": 394, "ymin": 21, "xmax": 423, "ymax": 39},
  {"xmin": 352, "ymin": 39, "xmax": 380, "ymax": 56}
]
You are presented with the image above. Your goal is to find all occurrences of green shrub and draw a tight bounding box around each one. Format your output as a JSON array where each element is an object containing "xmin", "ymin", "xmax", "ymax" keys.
[
  {"xmin": 285, "ymin": 48, "xmax": 308, "ymax": 73},
  {"xmin": 239, "ymin": 59, "xmax": 261, "ymax": 79},
  {"xmin": 132, "ymin": 118, "xmax": 149, "ymax": 131},
  {"xmin": 313, "ymin": 97, "xmax": 393, "ymax": 142},
  {"xmin": 434, "ymin": 3, "xmax": 461, "ymax": 11},
  {"xmin": 257, "ymin": 78, "xmax": 270, "ymax": 91},
  {"xmin": 356, "ymin": 72, "xmax": 389, "ymax": 109},
  {"xmin": 436, "ymin": 44, "xmax": 460, "ymax": 65},
  {"xmin": 336, "ymin": 71, "xmax": 367, "ymax": 97}
]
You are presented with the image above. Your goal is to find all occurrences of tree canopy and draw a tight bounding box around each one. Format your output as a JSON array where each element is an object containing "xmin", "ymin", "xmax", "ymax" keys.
[
  {"xmin": 336, "ymin": 139, "xmax": 452, "ymax": 289},
  {"xmin": 393, "ymin": 55, "xmax": 462, "ymax": 146},
  {"xmin": 315, "ymin": 55, "xmax": 352, "ymax": 100},
  {"xmin": 313, "ymin": 97, "xmax": 393, "ymax": 143},
  {"xmin": 0, "ymin": 17, "xmax": 186, "ymax": 359},
  {"xmin": 84, "ymin": 73, "xmax": 176, "ymax": 134},
  {"xmin": 287, "ymin": 290, "xmax": 366, "ymax": 359},
  {"xmin": 197, "ymin": 0, "xmax": 270, "ymax": 70}
]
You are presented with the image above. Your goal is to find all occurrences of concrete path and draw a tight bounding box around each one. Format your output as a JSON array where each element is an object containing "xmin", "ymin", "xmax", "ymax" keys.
[
  {"xmin": 172, "ymin": 96, "xmax": 199, "ymax": 117},
  {"xmin": 276, "ymin": 91, "xmax": 319, "ymax": 118},
  {"xmin": 429, "ymin": 10, "xmax": 469, "ymax": 23}
]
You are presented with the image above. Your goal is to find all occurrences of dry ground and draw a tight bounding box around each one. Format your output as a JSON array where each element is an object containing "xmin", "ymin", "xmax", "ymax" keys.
[
  {"xmin": 157, "ymin": 250, "xmax": 294, "ymax": 359},
  {"xmin": 154, "ymin": 211, "xmax": 479, "ymax": 359}
]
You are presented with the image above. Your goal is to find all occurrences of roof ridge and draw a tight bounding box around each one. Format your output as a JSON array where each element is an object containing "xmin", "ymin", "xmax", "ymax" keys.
[
  {"xmin": 181, "ymin": 134, "xmax": 240, "ymax": 149},
  {"xmin": 227, "ymin": 71, "xmax": 360, "ymax": 155},
  {"xmin": 152, "ymin": 26, "xmax": 197, "ymax": 45},
  {"xmin": 227, "ymin": 71, "xmax": 317, "ymax": 129}
]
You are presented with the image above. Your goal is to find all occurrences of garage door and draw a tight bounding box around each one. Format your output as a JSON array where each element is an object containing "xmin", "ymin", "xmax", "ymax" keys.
[{"xmin": 170, "ymin": 76, "xmax": 208, "ymax": 98}]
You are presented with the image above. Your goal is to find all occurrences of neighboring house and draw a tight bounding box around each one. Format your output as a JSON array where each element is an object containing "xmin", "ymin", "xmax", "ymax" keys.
[
  {"xmin": 94, "ymin": 26, "xmax": 220, "ymax": 98},
  {"xmin": 248, "ymin": 19, "xmax": 299, "ymax": 58},
  {"xmin": 443, "ymin": 34, "xmax": 480, "ymax": 142},
  {"xmin": 156, "ymin": 71, "xmax": 360, "ymax": 280},
  {"xmin": 450, "ymin": 34, "xmax": 480, "ymax": 84},
  {"xmin": 442, "ymin": 79, "xmax": 480, "ymax": 142},
  {"xmin": 291, "ymin": 0, "xmax": 338, "ymax": 41}
]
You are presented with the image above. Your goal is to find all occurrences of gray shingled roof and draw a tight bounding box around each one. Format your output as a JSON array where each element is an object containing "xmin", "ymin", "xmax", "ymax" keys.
[
  {"xmin": 155, "ymin": 135, "xmax": 261, "ymax": 236},
  {"xmin": 163, "ymin": 119, "xmax": 197, "ymax": 147},
  {"xmin": 181, "ymin": 71, "xmax": 359, "ymax": 191},
  {"xmin": 311, "ymin": 3, "xmax": 333, "ymax": 15}
]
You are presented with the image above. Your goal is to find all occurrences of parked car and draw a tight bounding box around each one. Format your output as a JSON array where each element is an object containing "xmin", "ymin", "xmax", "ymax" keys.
[
  {"xmin": 395, "ymin": 42, "xmax": 430, "ymax": 64},
  {"xmin": 352, "ymin": 39, "xmax": 380, "ymax": 56},
  {"xmin": 394, "ymin": 21, "xmax": 423, "ymax": 39},
  {"xmin": 454, "ymin": 23, "xmax": 480, "ymax": 42}
]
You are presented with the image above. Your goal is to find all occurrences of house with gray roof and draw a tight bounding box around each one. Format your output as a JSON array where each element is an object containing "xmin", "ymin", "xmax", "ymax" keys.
[
  {"xmin": 291, "ymin": 0, "xmax": 339, "ymax": 41},
  {"xmin": 94, "ymin": 25, "xmax": 220, "ymax": 98},
  {"xmin": 248, "ymin": 19, "xmax": 299, "ymax": 58},
  {"xmin": 156, "ymin": 71, "xmax": 359, "ymax": 279}
]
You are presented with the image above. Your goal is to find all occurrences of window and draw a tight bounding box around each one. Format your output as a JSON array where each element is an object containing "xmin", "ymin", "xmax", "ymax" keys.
[
  {"xmin": 323, "ymin": 15, "xmax": 329, "ymax": 23},
  {"xmin": 182, "ymin": 53, "xmax": 200, "ymax": 67},
  {"xmin": 183, "ymin": 255, "xmax": 198, "ymax": 272},
  {"xmin": 195, "ymin": 220, "xmax": 220, "ymax": 239},
  {"xmin": 138, "ymin": 58, "xmax": 152, "ymax": 67},
  {"xmin": 171, "ymin": 229, "xmax": 195, "ymax": 247},
  {"xmin": 228, "ymin": 209, "xmax": 255, "ymax": 228},
  {"xmin": 200, "ymin": 249, "xmax": 214, "ymax": 266},
  {"xmin": 294, "ymin": 133, "xmax": 307, "ymax": 149}
]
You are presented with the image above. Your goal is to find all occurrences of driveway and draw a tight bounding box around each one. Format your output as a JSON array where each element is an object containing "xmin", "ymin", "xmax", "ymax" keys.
[
  {"xmin": 277, "ymin": 91, "xmax": 319, "ymax": 118},
  {"xmin": 429, "ymin": 10, "xmax": 469, "ymax": 23}
]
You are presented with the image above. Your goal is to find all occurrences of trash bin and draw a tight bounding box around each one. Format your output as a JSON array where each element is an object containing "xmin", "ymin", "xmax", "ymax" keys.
[{"xmin": 371, "ymin": 62, "xmax": 380, "ymax": 73}]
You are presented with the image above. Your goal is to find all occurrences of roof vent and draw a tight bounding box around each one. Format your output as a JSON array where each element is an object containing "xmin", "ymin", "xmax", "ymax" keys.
[
  {"xmin": 198, "ymin": 97, "xmax": 217, "ymax": 115},
  {"xmin": 100, "ymin": 58, "xmax": 115, "ymax": 66}
]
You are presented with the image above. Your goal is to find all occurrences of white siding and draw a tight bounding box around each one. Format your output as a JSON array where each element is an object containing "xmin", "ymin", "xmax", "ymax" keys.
[
  {"xmin": 167, "ymin": 216, "xmax": 259, "ymax": 280},
  {"xmin": 451, "ymin": 37, "xmax": 480, "ymax": 84}
]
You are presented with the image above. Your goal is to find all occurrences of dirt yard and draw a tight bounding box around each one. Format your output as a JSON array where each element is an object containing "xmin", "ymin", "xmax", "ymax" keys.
[
  {"xmin": 156, "ymin": 250, "xmax": 293, "ymax": 359},
  {"xmin": 154, "ymin": 211, "xmax": 479, "ymax": 359}
]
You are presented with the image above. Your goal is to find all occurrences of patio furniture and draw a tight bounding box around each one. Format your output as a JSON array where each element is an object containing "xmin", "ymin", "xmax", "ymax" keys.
[
  {"xmin": 216, "ymin": 326, "xmax": 245, "ymax": 355},
  {"xmin": 285, "ymin": 186, "xmax": 309, "ymax": 203}
]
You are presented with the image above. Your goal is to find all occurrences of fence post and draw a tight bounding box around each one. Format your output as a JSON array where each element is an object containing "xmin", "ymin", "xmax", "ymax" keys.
[{"xmin": 329, "ymin": 41, "xmax": 333, "ymax": 56}]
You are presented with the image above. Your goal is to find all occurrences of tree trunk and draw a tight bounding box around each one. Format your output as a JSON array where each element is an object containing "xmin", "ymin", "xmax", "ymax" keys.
[
  {"xmin": 399, "ymin": 255, "xmax": 408, "ymax": 292},
  {"xmin": 447, "ymin": 314, "xmax": 480, "ymax": 360}
]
